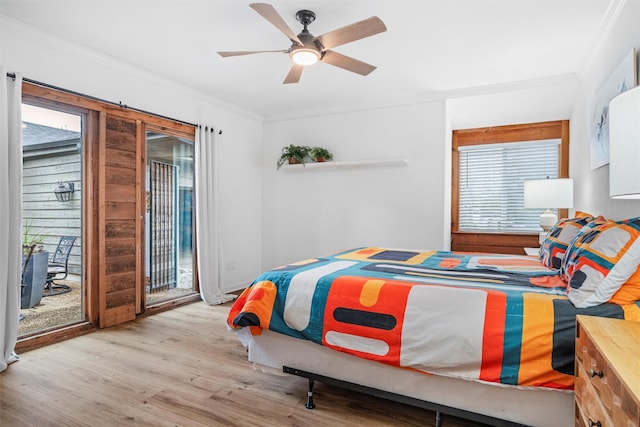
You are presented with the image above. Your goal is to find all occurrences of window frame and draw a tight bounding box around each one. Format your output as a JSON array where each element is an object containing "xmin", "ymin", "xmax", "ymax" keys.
[{"xmin": 451, "ymin": 120, "xmax": 570, "ymax": 254}]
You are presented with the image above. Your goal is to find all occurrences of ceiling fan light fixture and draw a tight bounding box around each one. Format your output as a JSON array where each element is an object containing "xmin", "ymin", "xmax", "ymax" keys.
[
  {"xmin": 219, "ymin": 4, "xmax": 387, "ymax": 84},
  {"xmin": 291, "ymin": 48, "xmax": 320, "ymax": 65}
]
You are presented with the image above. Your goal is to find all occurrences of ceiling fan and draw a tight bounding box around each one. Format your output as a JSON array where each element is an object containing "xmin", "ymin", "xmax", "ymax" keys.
[{"xmin": 217, "ymin": 3, "xmax": 387, "ymax": 84}]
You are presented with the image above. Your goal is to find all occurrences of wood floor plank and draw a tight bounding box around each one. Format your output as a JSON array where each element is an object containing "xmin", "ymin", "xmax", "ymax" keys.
[{"xmin": 1, "ymin": 301, "xmax": 487, "ymax": 426}]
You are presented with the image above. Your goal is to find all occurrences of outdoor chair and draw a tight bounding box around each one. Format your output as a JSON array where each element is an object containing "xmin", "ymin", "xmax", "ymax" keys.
[{"xmin": 46, "ymin": 236, "xmax": 77, "ymax": 296}]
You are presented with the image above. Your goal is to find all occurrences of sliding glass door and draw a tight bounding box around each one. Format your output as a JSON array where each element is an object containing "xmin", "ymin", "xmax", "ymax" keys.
[
  {"xmin": 17, "ymin": 82, "xmax": 199, "ymax": 349},
  {"xmin": 19, "ymin": 103, "xmax": 84, "ymax": 336}
]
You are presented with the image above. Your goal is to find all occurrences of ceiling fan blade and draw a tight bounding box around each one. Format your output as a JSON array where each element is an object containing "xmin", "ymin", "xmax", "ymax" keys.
[
  {"xmin": 314, "ymin": 16, "xmax": 386, "ymax": 51},
  {"xmin": 250, "ymin": 3, "xmax": 303, "ymax": 45},
  {"xmin": 283, "ymin": 64, "xmax": 304, "ymax": 84},
  {"xmin": 218, "ymin": 49, "xmax": 287, "ymax": 57},
  {"xmin": 321, "ymin": 50, "xmax": 377, "ymax": 76}
]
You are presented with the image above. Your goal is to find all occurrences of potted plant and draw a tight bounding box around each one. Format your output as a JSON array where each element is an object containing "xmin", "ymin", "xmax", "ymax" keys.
[
  {"xmin": 21, "ymin": 222, "xmax": 48, "ymax": 309},
  {"xmin": 276, "ymin": 144, "xmax": 312, "ymax": 169},
  {"xmin": 310, "ymin": 146, "xmax": 333, "ymax": 163}
]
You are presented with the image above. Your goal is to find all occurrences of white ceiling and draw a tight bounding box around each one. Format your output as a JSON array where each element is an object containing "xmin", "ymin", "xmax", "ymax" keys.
[{"xmin": 1, "ymin": 0, "xmax": 615, "ymax": 121}]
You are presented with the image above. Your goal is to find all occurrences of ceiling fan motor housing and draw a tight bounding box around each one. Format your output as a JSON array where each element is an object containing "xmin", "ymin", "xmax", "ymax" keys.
[
  {"xmin": 289, "ymin": 34, "xmax": 322, "ymax": 60},
  {"xmin": 290, "ymin": 10, "xmax": 322, "ymax": 64}
]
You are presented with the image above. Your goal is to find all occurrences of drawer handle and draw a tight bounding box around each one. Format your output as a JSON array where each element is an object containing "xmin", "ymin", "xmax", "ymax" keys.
[
  {"xmin": 590, "ymin": 369, "xmax": 604, "ymax": 378},
  {"xmin": 588, "ymin": 419, "xmax": 602, "ymax": 427}
]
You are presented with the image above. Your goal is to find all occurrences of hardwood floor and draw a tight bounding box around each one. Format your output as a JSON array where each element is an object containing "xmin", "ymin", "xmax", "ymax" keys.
[{"xmin": 1, "ymin": 302, "xmax": 487, "ymax": 427}]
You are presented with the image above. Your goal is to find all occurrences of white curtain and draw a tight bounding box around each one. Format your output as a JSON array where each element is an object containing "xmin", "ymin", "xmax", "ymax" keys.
[
  {"xmin": 195, "ymin": 125, "xmax": 234, "ymax": 304},
  {"xmin": 0, "ymin": 69, "xmax": 23, "ymax": 372}
]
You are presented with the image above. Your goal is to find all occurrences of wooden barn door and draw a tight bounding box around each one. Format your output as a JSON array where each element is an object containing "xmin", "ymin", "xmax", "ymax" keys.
[{"xmin": 98, "ymin": 114, "xmax": 143, "ymax": 328}]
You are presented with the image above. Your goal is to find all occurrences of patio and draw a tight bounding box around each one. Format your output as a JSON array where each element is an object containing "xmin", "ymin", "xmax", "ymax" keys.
[{"xmin": 19, "ymin": 278, "xmax": 82, "ymax": 336}]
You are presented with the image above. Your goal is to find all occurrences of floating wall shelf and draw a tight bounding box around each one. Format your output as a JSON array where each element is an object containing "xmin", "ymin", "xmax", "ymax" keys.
[{"xmin": 281, "ymin": 158, "xmax": 407, "ymax": 171}]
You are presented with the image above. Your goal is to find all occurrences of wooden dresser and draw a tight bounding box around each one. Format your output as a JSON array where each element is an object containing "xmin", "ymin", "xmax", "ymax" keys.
[{"xmin": 575, "ymin": 315, "xmax": 640, "ymax": 427}]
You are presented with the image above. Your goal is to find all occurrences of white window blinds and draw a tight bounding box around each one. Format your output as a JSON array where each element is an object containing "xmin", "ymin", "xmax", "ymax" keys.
[{"xmin": 458, "ymin": 139, "xmax": 560, "ymax": 232}]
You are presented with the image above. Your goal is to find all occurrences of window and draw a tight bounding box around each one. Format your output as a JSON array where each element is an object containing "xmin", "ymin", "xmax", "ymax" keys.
[
  {"xmin": 451, "ymin": 121, "xmax": 569, "ymax": 254},
  {"xmin": 458, "ymin": 139, "xmax": 560, "ymax": 232}
]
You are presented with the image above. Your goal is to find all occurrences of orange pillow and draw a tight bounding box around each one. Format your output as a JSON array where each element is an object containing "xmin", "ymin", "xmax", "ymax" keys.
[
  {"xmin": 609, "ymin": 267, "xmax": 640, "ymax": 305},
  {"xmin": 574, "ymin": 210, "xmax": 594, "ymax": 218}
]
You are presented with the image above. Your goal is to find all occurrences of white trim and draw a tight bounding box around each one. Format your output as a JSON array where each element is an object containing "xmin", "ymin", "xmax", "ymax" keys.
[
  {"xmin": 577, "ymin": 0, "xmax": 629, "ymax": 75},
  {"xmin": 264, "ymin": 74, "xmax": 579, "ymax": 123}
]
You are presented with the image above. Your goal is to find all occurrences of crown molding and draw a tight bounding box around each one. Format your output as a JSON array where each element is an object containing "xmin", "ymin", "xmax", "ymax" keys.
[
  {"xmin": 263, "ymin": 73, "xmax": 579, "ymax": 123},
  {"xmin": 577, "ymin": 0, "xmax": 629, "ymax": 76}
]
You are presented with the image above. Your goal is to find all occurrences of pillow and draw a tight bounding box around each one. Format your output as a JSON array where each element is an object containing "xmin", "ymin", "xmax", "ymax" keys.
[
  {"xmin": 560, "ymin": 215, "xmax": 609, "ymax": 276},
  {"xmin": 574, "ymin": 210, "xmax": 594, "ymax": 219},
  {"xmin": 564, "ymin": 217, "xmax": 640, "ymax": 308},
  {"xmin": 609, "ymin": 267, "xmax": 640, "ymax": 305},
  {"xmin": 539, "ymin": 216, "xmax": 594, "ymax": 270}
]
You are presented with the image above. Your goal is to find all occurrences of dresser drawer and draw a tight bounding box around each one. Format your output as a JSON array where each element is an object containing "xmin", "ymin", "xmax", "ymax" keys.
[
  {"xmin": 575, "ymin": 353, "xmax": 611, "ymax": 427},
  {"xmin": 607, "ymin": 371, "xmax": 640, "ymax": 427},
  {"xmin": 575, "ymin": 316, "xmax": 640, "ymax": 427},
  {"xmin": 581, "ymin": 332, "xmax": 612, "ymax": 416}
]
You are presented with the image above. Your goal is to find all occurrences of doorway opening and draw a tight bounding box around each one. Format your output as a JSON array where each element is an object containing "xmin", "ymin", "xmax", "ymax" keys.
[{"xmin": 145, "ymin": 130, "xmax": 195, "ymax": 306}]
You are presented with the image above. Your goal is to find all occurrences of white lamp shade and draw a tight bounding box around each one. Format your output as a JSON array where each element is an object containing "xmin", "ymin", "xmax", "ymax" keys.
[
  {"xmin": 609, "ymin": 85, "xmax": 640, "ymax": 199},
  {"xmin": 524, "ymin": 178, "xmax": 574, "ymax": 209}
]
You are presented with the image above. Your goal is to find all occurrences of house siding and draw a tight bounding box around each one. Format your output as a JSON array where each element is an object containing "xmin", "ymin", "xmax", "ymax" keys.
[{"xmin": 23, "ymin": 150, "xmax": 82, "ymax": 276}]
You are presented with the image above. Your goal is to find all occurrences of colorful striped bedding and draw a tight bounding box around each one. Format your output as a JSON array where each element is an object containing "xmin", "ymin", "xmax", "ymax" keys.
[{"xmin": 227, "ymin": 247, "xmax": 640, "ymax": 390}]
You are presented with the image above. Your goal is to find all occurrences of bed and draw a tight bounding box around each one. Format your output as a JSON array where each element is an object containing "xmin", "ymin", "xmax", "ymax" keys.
[{"xmin": 227, "ymin": 217, "xmax": 640, "ymax": 426}]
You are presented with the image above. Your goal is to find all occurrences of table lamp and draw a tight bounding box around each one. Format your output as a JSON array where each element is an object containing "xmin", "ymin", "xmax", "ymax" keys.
[{"xmin": 524, "ymin": 178, "xmax": 574, "ymax": 244}]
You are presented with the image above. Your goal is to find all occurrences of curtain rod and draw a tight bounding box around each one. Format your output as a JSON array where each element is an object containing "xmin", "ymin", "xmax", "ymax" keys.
[{"xmin": 6, "ymin": 72, "xmax": 200, "ymax": 129}]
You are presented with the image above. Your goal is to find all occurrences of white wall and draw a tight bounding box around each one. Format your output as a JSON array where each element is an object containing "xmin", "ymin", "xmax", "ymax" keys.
[
  {"xmin": 261, "ymin": 101, "xmax": 446, "ymax": 268},
  {"xmin": 1, "ymin": 16, "xmax": 264, "ymax": 292},
  {"xmin": 446, "ymin": 76, "xmax": 577, "ymax": 130},
  {"xmin": 570, "ymin": 0, "xmax": 640, "ymax": 220}
]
